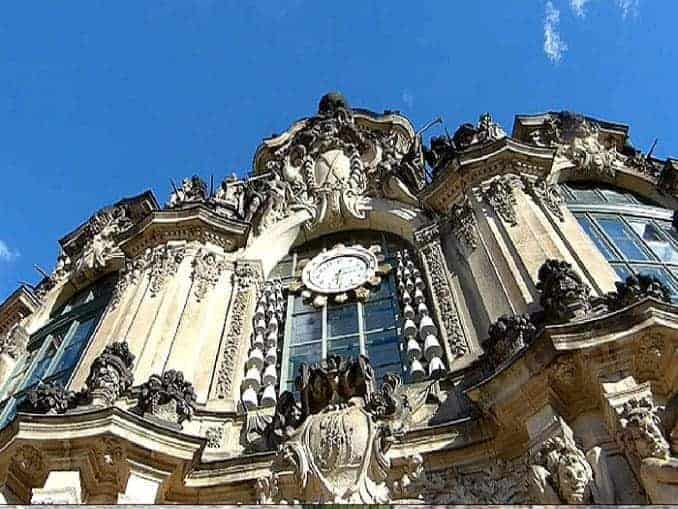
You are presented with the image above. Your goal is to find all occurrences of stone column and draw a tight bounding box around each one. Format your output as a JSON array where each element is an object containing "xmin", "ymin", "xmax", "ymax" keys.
[
  {"xmin": 414, "ymin": 223, "xmax": 473, "ymax": 370},
  {"xmin": 31, "ymin": 470, "xmax": 83, "ymax": 504}
]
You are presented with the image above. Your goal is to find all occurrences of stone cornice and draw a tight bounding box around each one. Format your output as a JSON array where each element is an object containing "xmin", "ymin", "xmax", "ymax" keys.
[
  {"xmin": 0, "ymin": 285, "xmax": 40, "ymax": 337},
  {"xmin": 420, "ymin": 137, "xmax": 555, "ymax": 213},
  {"xmin": 119, "ymin": 204, "xmax": 249, "ymax": 257}
]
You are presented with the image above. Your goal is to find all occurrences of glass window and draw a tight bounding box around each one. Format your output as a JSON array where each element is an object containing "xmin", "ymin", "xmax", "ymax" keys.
[
  {"xmin": 564, "ymin": 183, "xmax": 678, "ymax": 301},
  {"xmin": 279, "ymin": 232, "xmax": 407, "ymax": 391},
  {"xmin": 0, "ymin": 275, "xmax": 113, "ymax": 429}
]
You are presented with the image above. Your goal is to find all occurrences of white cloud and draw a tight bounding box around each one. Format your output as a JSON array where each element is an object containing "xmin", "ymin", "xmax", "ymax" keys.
[
  {"xmin": 0, "ymin": 240, "xmax": 19, "ymax": 262},
  {"xmin": 616, "ymin": 0, "xmax": 639, "ymax": 18},
  {"xmin": 401, "ymin": 90, "xmax": 414, "ymax": 109},
  {"xmin": 544, "ymin": 1, "xmax": 567, "ymax": 63},
  {"xmin": 570, "ymin": 0, "xmax": 590, "ymax": 17}
]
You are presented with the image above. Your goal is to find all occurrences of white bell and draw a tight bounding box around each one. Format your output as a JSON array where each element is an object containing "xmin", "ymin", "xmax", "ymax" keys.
[
  {"xmin": 417, "ymin": 302, "xmax": 429, "ymax": 317},
  {"xmin": 264, "ymin": 285, "xmax": 273, "ymax": 297},
  {"xmin": 265, "ymin": 330, "xmax": 278, "ymax": 348},
  {"xmin": 406, "ymin": 278, "xmax": 415, "ymax": 291},
  {"xmin": 260, "ymin": 384, "xmax": 277, "ymax": 407},
  {"xmin": 406, "ymin": 338, "xmax": 422, "ymax": 362},
  {"xmin": 410, "ymin": 358, "xmax": 426, "ymax": 381},
  {"xmin": 403, "ymin": 304, "xmax": 415, "ymax": 319},
  {"xmin": 397, "ymin": 280, "xmax": 405, "ymax": 292},
  {"xmin": 252, "ymin": 332, "xmax": 265, "ymax": 349},
  {"xmin": 265, "ymin": 346, "xmax": 277, "ymax": 365},
  {"xmin": 254, "ymin": 318, "xmax": 267, "ymax": 334},
  {"xmin": 246, "ymin": 348, "xmax": 264, "ymax": 371},
  {"xmin": 267, "ymin": 315, "xmax": 279, "ymax": 334},
  {"xmin": 254, "ymin": 303, "xmax": 266, "ymax": 321},
  {"xmin": 423, "ymin": 334, "xmax": 443, "ymax": 361},
  {"xmin": 243, "ymin": 366, "xmax": 261, "ymax": 391},
  {"xmin": 403, "ymin": 267, "xmax": 412, "ymax": 279},
  {"xmin": 262, "ymin": 364, "xmax": 277, "ymax": 386},
  {"xmin": 414, "ymin": 276, "xmax": 425, "ymax": 289},
  {"xmin": 406, "ymin": 259, "xmax": 414, "ymax": 269},
  {"xmin": 241, "ymin": 386, "xmax": 258, "ymax": 410},
  {"xmin": 266, "ymin": 303, "xmax": 276, "ymax": 319},
  {"xmin": 414, "ymin": 288, "xmax": 425, "ymax": 304},
  {"xmin": 401, "ymin": 290, "xmax": 412, "ymax": 304},
  {"xmin": 419, "ymin": 315, "xmax": 437, "ymax": 337},
  {"xmin": 428, "ymin": 356, "xmax": 446, "ymax": 378},
  {"xmin": 403, "ymin": 318, "xmax": 417, "ymax": 338}
]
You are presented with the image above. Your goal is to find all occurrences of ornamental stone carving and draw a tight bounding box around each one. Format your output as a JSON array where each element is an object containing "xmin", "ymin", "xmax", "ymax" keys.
[
  {"xmin": 529, "ymin": 111, "xmax": 623, "ymax": 177},
  {"xmin": 423, "ymin": 112, "xmax": 505, "ymax": 173},
  {"xmin": 246, "ymin": 355, "xmax": 425, "ymax": 503},
  {"xmin": 447, "ymin": 198, "xmax": 478, "ymax": 251},
  {"xmin": 0, "ymin": 323, "xmax": 29, "ymax": 359},
  {"xmin": 414, "ymin": 224, "xmax": 468, "ymax": 358},
  {"xmin": 191, "ymin": 249, "xmax": 226, "ymax": 302},
  {"xmin": 536, "ymin": 259, "xmax": 592, "ymax": 323},
  {"xmin": 618, "ymin": 397, "xmax": 670, "ymax": 461},
  {"xmin": 22, "ymin": 381, "xmax": 78, "ymax": 415},
  {"xmin": 11, "ymin": 445, "xmax": 46, "ymax": 484},
  {"xmin": 606, "ymin": 274, "xmax": 672, "ymax": 311},
  {"xmin": 486, "ymin": 313, "xmax": 538, "ymax": 367},
  {"xmin": 166, "ymin": 175, "xmax": 208, "ymax": 209},
  {"xmin": 145, "ymin": 244, "xmax": 186, "ymax": 297},
  {"xmin": 481, "ymin": 176, "xmax": 518, "ymax": 226},
  {"xmin": 528, "ymin": 435, "xmax": 594, "ymax": 504},
  {"xmin": 110, "ymin": 256, "xmax": 146, "ymax": 309},
  {"xmin": 521, "ymin": 176, "xmax": 564, "ymax": 221},
  {"xmin": 84, "ymin": 341, "xmax": 135, "ymax": 407},
  {"xmin": 137, "ymin": 369, "xmax": 197, "ymax": 427},
  {"xmin": 215, "ymin": 261, "xmax": 263, "ymax": 400}
]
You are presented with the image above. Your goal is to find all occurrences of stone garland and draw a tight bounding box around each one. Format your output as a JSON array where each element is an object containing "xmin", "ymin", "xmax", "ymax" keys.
[
  {"xmin": 215, "ymin": 261, "xmax": 263, "ymax": 401},
  {"xmin": 395, "ymin": 249, "xmax": 446, "ymax": 380},
  {"xmin": 447, "ymin": 198, "xmax": 478, "ymax": 252},
  {"xmin": 191, "ymin": 248, "xmax": 226, "ymax": 302},
  {"xmin": 146, "ymin": 244, "xmax": 186, "ymax": 298},
  {"xmin": 521, "ymin": 175, "xmax": 565, "ymax": 222},
  {"xmin": 240, "ymin": 279, "xmax": 285, "ymax": 409},
  {"xmin": 414, "ymin": 224, "xmax": 468, "ymax": 359},
  {"xmin": 481, "ymin": 176, "xmax": 518, "ymax": 226}
]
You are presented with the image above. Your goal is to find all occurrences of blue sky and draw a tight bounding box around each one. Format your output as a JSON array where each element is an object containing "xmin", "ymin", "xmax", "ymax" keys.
[{"xmin": 0, "ymin": 0, "xmax": 676, "ymax": 300}]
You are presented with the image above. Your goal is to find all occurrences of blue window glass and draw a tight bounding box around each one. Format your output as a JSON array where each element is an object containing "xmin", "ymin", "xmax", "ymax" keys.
[
  {"xmin": 576, "ymin": 215, "xmax": 616, "ymax": 261},
  {"xmin": 596, "ymin": 216, "xmax": 651, "ymax": 261}
]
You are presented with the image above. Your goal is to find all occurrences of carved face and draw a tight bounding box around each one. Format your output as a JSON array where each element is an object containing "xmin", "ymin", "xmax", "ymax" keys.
[
  {"xmin": 625, "ymin": 416, "xmax": 670, "ymax": 460},
  {"xmin": 556, "ymin": 456, "xmax": 591, "ymax": 503}
]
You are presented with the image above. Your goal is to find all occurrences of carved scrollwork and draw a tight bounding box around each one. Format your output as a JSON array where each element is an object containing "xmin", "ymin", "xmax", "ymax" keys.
[
  {"xmin": 191, "ymin": 249, "xmax": 226, "ymax": 302},
  {"xmin": 521, "ymin": 176, "xmax": 564, "ymax": 221},
  {"xmin": 481, "ymin": 176, "xmax": 518, "ymax": 226},
  {"xmin": 145, "ymin": 244, "xmax": 185, "ymax": 297},
  {"xmin": 447, "ymin": 198, "xmax": 478, "ymax": 251}
]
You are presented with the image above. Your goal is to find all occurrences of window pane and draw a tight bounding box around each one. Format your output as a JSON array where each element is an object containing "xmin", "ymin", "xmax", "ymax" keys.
[
  {"xmin": 21, "ymin": 343, "xmax": 57, "ymax": 391},
  {"xmin": 570, "ymin": 187, "xmax": 603, "ymax": 203},
  {"xmin": 327, "ymin": 334, "xmax": 361, "ymax": 359},
  {"xmin": 600, "ymin": 187, "xmax": 634, "ymax": 204},
  {"xmin": 628, "ymin": 220, "xmax": 678, "ymax": 264},
  {"xmin": 291, "ymin": 310, "xmax": 322, "ymax": 345},
  {"xmin": 286, "ymin": 342, "xmax": 322, "ymax": 388},
  {"xmin": 632, "ymin": 265, "xmax": 678, "ymax": 299},
  {"xmin": 596, "ymin": 216, "xmax": 651, "ymax": 261},
  {"xmin": 49, "ymin": 317, "xmax": 97, "ymax": 381},
  {"xmin": 363, "ymin": 298, "xmax": 398, "ymax": 332},
  {"xmin": 327, "ymin": 304, "xmax": 358, "ymax": 337},
  {"xmin": 365, "ymin": 330, "xmax": 402, "ymax": 382},
  {"xmin": 576, "ymin": 216, "xmax": 616, "ymax": 261},
  {"xmin": 368, "ymin": 277, "xmax": 394, "ymax": 300},
  {"xmin": 611, "ymin": 264, "xmax": 633, "ymax": 282}
]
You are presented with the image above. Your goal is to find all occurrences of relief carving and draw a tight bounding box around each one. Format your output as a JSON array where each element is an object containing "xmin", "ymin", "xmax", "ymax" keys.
[
  {"xmin": 481, "ymin": 176, "xmax": 518, "ymax": 226},
  {"xmin": 0, "ymin": 323, "xmax": 29, "ymax": 359},
  {"xmin": 83, "ymin": 341, "xmax": 135, "ymax": 407},
  {"xmin": 447, "ymin": 198, "xmax": 478, "ymax": 251},
  {"xmin": 536, "ymin": 259, "xmax": 592, "ymax": 323},
  {"xmin": 215, "ymin": 261, "xmax": 262, "ymax": 400},
  {"xmin": 145, "ymin": 244, "xmax": 186, "ymax": 297},
  {"xmin": 414, "ymin": 224, "xmax": 468, "ymax": 358},
  {"xmin": 486, "ymin": 313, "xmax": 538, "ymax": 368},
  {"xmin": 522, "ymin": 176, "xmax": 564, "ymax": 221},
  {"xmin": 21, "ymin": 381, "xmax": 78, "ymax": 415},
  {"xmin": 110, "ymin": 256, "xmax": 146, "ymax": 309},
  {"xmin": 246, "ymin": 355, "xmax": 425, "ymax": 503},
  {"xmin": 136, "ymin": 369, "xmax": 197, "ymax": 427},
  {"xmin": 191, "ymin": 249, "xmax": 226, "ymax": 302},
  {"xmin": 605, "ymin": 273, "xmax": 672, "ymax": 311}
]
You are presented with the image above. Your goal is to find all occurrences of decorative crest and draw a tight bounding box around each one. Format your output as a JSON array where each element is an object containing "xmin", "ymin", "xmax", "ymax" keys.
[
  {"xmin": 536, "ymin": 259, "xmax": 592, "ymax": 323},
  {"xmin": 137, "ymin": 369, "xmax": 197, "ymax": 427}
]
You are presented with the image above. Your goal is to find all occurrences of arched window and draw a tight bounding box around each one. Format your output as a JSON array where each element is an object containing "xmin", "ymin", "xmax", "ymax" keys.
[
  {"xmin": 562, "ymin": 182, "xmax": 678, "ymax": 299},
  {"xmin": 0, "ymin": 274, "xmax": 115, "ymax": 426},
  {"xmin": 271, "ymin": 231, "xmax": 407, "ymax": 392}
]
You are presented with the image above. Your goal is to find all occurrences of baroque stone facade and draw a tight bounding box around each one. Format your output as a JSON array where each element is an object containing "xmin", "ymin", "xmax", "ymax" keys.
[{"xmin": 0, "ymin": 94, "xmax": 677, "ymax": 503}]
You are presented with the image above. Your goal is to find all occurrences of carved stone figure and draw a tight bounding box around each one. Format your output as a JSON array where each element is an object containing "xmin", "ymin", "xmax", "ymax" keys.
[
  {"xmin": 529, "ymin": 435, "xmax": 594, "ymax": 503},
  {"xmin": 191, "ymin": 249, "xmax": 226, "ymax": 301},
  {"xmin": 246, "ymin": 355, "xmax": 424, "ymax": 503},
  {"xmin": 486, "ymin": 313, "xmax": 537, "ymax": 367},
  {"xmin": 136, "ymin": 370, "xmax": 197, "ymax": 427},
  {"xmin": 481, "ymin": 176, "xmax": 518, "ymax": 226},
  {"xmin": 606, "ymin": 274, "xmax": 672, "ymax": 311},
  {"xmin": 166, "ymin": 175, "xmax": 208, "ymax": 208},
  {"xmin": 22, "ymin": 381, "xmax": 78, "ymax": 415},
  {"xmin": 447, "ymin": 198, "xmax": 478, "ymax": 251},
  {"xmin": 84, "ymin": 341, "xmax": 135, "ymax": 407},
  {"xmin": 618, "ymin": 397, "xmax": 670, "ymax": 461},
  {"xmin": 536, "ymin": 259, "xmax": 592, "ymax": 323},
  {"xmin": 522, "ymin": 176, "xmax": 564, "ymax": 221},
  {"xmin": 529, "ymin": 111, "xmax": 623, "ymax": 177},
  {"xmin": 0, "ymin": 323, "xmax": 29, "ymax": 359}
]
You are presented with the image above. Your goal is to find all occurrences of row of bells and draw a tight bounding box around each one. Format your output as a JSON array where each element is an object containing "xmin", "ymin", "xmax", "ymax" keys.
[
  {"xmin": 241, "ymin": 281, "xmax": 285, "ymax": 410},
  {"xmin": 396, "ymin": 251, "xmax": 446, "ymax": 381}
]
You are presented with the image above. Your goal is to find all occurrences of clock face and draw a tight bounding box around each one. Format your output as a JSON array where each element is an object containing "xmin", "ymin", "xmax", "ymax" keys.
[{"xmin": 303, "ymin": 246, "xmax": 377, "ymax": 294}]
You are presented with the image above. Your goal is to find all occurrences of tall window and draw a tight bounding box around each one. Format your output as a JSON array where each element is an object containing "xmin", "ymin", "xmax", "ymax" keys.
[
  {"xmin": 0, "ymin": 275, "xmax": 114, "ymax": 426},
  {"xmin": 272, "ymin": 232, "xmax": 406, "ymax": 392},
  {"xmin": 562, "ymin": 182, "xmax": 678, "ymax": 299}
]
